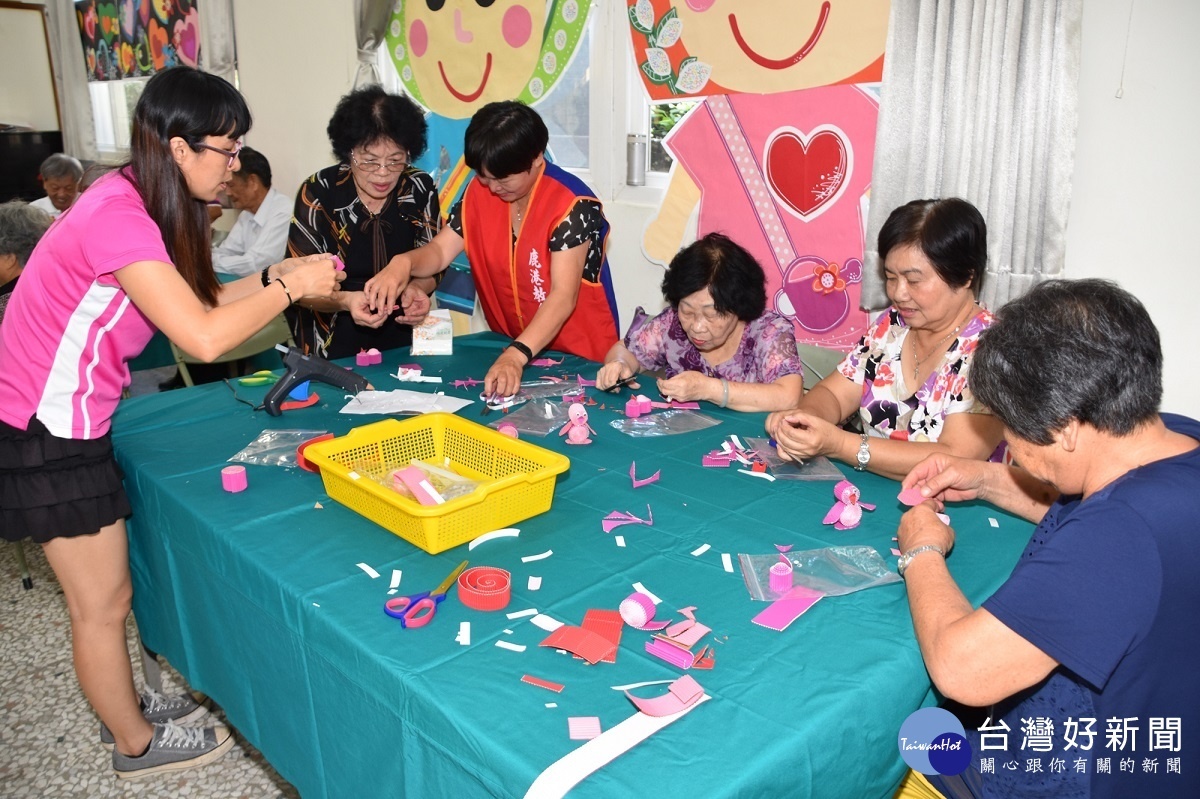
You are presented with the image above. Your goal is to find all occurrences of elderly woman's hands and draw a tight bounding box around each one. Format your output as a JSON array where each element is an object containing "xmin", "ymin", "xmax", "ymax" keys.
[
  {"xmin": 896, "ymin": 503, "xmax": 956, "ymax": 557},
  {"xmin": 902, "ymin": 453, "xmax": 992, "ymax": 506},
  {"xmin": 484, "ymin": 348, "xmax": 525, "ymax": 399},
  {"xmin": 345, "ymin": 292, "xmax": 390, "ymax": 328},
  {"xmin": 656, "ymin": 371, "xmax": 715, "ymax": 404},
  {"xmin": 769, "ymin": 409, "xmax": 842, "ymax": 462},
  {"xmin": 394, "ymin": 285, "xmax": 430, "ymax": 325},
  {"xmin": 363, "ymin": 253, "xmax": 412, "ymax": 314},
  {"xmin": 596, "ymin": 359, "xmax": 639, "ymax": 392}
]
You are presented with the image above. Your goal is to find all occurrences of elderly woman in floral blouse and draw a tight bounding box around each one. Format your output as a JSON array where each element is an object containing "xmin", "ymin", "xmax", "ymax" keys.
[
  {"xmin": 596, "ymin": 233, "xmax": 804, "ymax": 412},
  {"xmin": 766, "ymin": 198, "xmax": 1006, "ymax": 481}
]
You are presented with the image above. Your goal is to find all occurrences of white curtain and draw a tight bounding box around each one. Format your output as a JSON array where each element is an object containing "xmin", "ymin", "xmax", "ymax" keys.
[
  {"xmin": 353, "ymin": 0, "xmax": 393, "ymax": 89},
  {"xmin": 43, "ymin": 0, "xmax": 97, "ymax": 161},
  {"xmin": 861, "ymin": 0, "xmax": 1082, "ymax": 311},
  {"xmin": 199, "ymin": 0, "xmax": 237, "ymax": 86}
]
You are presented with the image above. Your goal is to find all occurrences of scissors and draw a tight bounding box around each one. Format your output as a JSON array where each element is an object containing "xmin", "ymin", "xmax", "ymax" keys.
[{"xmin": 384, "ymin": 560, "xmax": 468, "ymax": 629}]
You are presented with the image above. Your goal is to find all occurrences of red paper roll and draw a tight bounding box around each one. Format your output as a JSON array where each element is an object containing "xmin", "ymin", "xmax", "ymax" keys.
[{"xmin": 457, "ymin": 566, "xmax": 511, "ymax": 611}]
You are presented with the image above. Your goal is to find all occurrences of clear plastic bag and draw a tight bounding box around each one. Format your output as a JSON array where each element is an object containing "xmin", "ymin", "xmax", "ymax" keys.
[
  {"xmin": 739, "ymin": 545, "xmax": 901, "ymax": 601},
  {"xmin": 227, "ymin": 429, "xmax": 328, "ymax": 469},
  {"xmin": 608, "ymin": 409, "xmax": 722, "ymax": 437},
  {"xmin": 489, "ymin": 399, "xmax": 568, "ymax": 437},
  {"xmin": 743, "ymin": 437, "xmax": 844, "ymax": 481},
  {"xmin": 384, "ymin": 458, "xmax": 483, "ymax": 503}
]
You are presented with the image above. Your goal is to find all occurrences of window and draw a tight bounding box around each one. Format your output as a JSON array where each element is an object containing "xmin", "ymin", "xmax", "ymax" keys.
[
  {"xmin": 539, "ymin": 26, "xmax": 591, "ymax": 170},
  {"xmin": 89, "ymin": 78, "xmax": 147, "ymax": 160}
]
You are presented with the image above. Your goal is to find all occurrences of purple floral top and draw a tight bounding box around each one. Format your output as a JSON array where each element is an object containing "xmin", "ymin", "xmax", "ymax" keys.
[
  {"xmin": 624, "ymin": 306, "xmax": 804, "ymax": 384},
  {"xmin": 838, "ymin": 307, "xmax": 995, "ymax": 443}
]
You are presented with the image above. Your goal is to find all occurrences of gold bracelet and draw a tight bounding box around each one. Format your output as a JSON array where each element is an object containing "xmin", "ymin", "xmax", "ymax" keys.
[{"xmin": 273, "ymin": 277, "xmax": 294, "ymax": 305}]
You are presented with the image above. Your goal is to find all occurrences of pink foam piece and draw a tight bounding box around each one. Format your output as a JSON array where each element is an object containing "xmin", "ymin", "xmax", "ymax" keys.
[
  {"xmin": 629, "ymin": 461, "xmax": 661, "ymax": 488},
  {"xmin": 220, "ymin": 465, "xmax": 247, "ymax": 493},
  {"xmin": 702, "ymin": 454, "xmax": 732, "ymax": 468},
  {"xmin": 393, "ymin": 466, "xmax": 445, "ymax": 505},
  {"xmin": 576, "ymin": 374, "xmax": 596, "ymax": 387},
  {"xmin": 624, "ymin": 675, "xmax": 705, "ymax": 717},
  {"xmin": 774, "ymin": 544, "xmax": 793, "ymax": 553},
  {"xmin": 752, "ymin": 586, "xmax": 824, "ymax": 632},
  {"xmin": 625, "ymin": 398, "xmax": 642, "ymax": 418},
  {"xmin": 645, "ymin": 638, "xmax": 694, "ymax": 670},
  {"xmin": 355, "ymin": 350, "xmax": 371, "ymax": 367},
  {"xmin": 897, "ymin": 486, "xmax": 927, "ymax": 506}
]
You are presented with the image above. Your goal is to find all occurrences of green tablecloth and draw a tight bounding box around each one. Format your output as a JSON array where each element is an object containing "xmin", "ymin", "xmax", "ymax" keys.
[{"xmin": 111, "ymin": 332, "xmax": 1032, "ymax": 799}]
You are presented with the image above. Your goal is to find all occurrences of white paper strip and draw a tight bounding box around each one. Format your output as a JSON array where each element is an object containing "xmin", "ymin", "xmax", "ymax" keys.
[
  {"xmin": 528, "ymin": 576, "xmax": 543, "ymax": 591},
  {"xmin": 468, "ymin": 527, "xmax": 521, "ymax": 550},
  {"xmin": 690, "ymin": 543, "xmax": 711, "ymax": 557},
  {"xmin": 545, "ymin": 703, "xmax": 558, "ymax": 709},
  {"xmin": 507, "ymin": 607, "xmax": 539, "ymax": 619},
  {"xmin": 496, "ymin": 641, "xmax": 526, "ymax": 652},
  {"xmin": 721, "ymin": 553, "xmax": 734, "ymax": 573},
  {"xmin": 523, "ymin": 695, "xmax": 711, "ymax": 799},
  {"xmin": 356, "ymin": 563, "xmax": 380, "ymax": 579},
  {"xmin": 522, "ymin": 549, "xmax": 554, "ymax": 563},
  {"xmin": 631, "ymin": 582, "xmax": 662, "ymax": 604},
  {"xmin": 531, "ymin": 614, "xmax": 565, "ymax": 632},
  {"xmin": 455, "ymin": 622, "xmax": 470, "ymax": 646},
  {"xmin": 989, "ymin": 517, "xmax": 1000, "ymax": 528},
  {"xmin": 737, "ymin": 468, "xmax": 776, "ymax": 481},
  {"xmin": 390, "ymin": 569, "xmax": 403, "ymax": 589},
  {"xmin": 609, "ymin": 680, "xmax": 674, "ymax": 691},
  {"xmin": 614, "ymin": 536, "xmax": 626, "ymax": 548}
]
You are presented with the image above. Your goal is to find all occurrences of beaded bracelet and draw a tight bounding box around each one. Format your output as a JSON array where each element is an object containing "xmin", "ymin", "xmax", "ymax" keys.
[{"xmin": 273, "ymin": 277, "xmax": 294, "ymax": 305}]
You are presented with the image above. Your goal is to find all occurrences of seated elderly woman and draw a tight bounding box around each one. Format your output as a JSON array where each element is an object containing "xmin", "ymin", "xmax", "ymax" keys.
[
  {"xmin": 595, "ymin": 232, "xmax": 804, "ymax": 411},
  {"xmin": 0, "ymin": 200, "xmax": 53, "ymax": 323},
  {"xmin": 766, "ymin": 198, "xmax": 1004, "ymax": 480},
  {"xmin": 895, "ymin": 279, "xmax": 1199, "ymax": 799}
]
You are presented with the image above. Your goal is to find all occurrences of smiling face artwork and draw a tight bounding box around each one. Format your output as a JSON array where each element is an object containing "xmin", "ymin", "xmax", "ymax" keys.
[
  {"xmin": 629, "ymin": 0, "xmax": 890, "ymax": 99},
  {"xmin": 386, "ymin": 0, "xmax": 592, "ymax": 120}
]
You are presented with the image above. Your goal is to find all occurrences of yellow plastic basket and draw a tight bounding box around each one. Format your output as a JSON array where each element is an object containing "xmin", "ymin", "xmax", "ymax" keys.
[{"xmin": 304, "ymin": 414, "xmax": 570, "ymax": 554}]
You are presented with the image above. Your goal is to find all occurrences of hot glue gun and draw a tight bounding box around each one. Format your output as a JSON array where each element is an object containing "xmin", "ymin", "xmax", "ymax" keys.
[{"xmin": 263, "ymin": 345, "xmax": 370, "ymax": 416}]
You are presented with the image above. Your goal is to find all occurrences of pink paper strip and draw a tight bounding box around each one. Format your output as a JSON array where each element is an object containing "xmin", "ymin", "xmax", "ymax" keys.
[
  {"xmin": 629, "ymin": 461, "xmax": 661, "ymax": 488},
  {"xmin": 531, "ymin": 357, "xmax": 564, "ymax": 367},
  {"xmin": 522, "ymin": 674, "xmax": 565, "ymax": 693},
  {"xmin": 624, "ymin": 675, "xmax": 705, "ymax": 717},
  {"xmin": 568, "ymin": 716, "xmax": 602, "ymax": 740},
  {"xmin": 576, "ymin": 374, "xmax": 596, "ymax": 387},
  {"xmin": 394, "ymin": 466, "xmax": 445, "ymax": 505},
  {"xmin": 580, "ymin": 609, "xmax": 624, "ymax": 664},
  {"xmin": 645, "ymin": 638, "xmax": 693, "ymax": 670},
  {"xmin": 897, "ymin": 486, "xmax": 927, "ymax": 506},
  {"xmin": 702, "ymin": 454, "xmax": 732, "ymax": 468},
  {"xmin": 539, "ymin": 626, "xmax": 617, "ymax": 665},
  {"xmin": 751, "ymin": 586, "xmax": 825, "ymax": 632}
]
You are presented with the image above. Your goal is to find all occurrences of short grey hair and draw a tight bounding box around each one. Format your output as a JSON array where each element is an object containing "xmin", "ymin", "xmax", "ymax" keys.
[
  {"xmin": 0, "ymin": 201, "xmax": 53, "ymax": 267},
  {"xmin": 39, "ymin": 153, "xmax": 84, "ymax": 182}
]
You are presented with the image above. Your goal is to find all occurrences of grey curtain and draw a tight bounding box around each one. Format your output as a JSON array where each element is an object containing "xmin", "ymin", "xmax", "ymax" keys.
[
  {"xmin": 199, "ymin": 0, "xmax": 237, "ymax": 86},
  {"xmin": 862, "ymin": 0, "xmax": 1082, "ymax": 311},
  {"xmin": 353, "ymin": 0, "xmax": 393, "ymax": 89},
  {"xmin": 44, "ymin": 0, "xmax": 97, "ymax": 161}
]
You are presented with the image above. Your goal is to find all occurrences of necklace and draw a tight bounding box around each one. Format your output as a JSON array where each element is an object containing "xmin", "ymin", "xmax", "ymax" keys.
[{"xmin": 908, "ymin": 305, "xmax": 976, "ymax": 384}]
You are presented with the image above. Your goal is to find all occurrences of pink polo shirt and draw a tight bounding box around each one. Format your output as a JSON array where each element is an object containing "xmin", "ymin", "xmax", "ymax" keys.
[{"xmin": 0, "ymin": 172, "xmax": 169, "ymax": 439}]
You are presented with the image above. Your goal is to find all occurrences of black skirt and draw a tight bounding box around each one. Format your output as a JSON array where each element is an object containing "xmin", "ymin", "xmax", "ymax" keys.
[{"xmin": 0, "ymin": 416, "xmax": 132, "ymax": 543}]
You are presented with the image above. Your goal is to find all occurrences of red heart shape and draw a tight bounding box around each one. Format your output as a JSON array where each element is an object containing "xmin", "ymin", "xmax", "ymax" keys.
[{"xmin": 765, "ymin": 128, "xmax": 850, "ymax": 221}]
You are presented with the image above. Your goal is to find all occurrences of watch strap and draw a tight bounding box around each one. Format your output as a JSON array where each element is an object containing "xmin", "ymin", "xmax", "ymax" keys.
[{"xmin": 898, "ymin": 544, "xmax": 946, "ymax": 577}]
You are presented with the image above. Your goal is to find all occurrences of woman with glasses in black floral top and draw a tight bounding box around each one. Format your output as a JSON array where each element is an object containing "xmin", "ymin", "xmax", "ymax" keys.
[{"xmin": 286, "ymin": 87, "xmax": 441, "ymax": 359}]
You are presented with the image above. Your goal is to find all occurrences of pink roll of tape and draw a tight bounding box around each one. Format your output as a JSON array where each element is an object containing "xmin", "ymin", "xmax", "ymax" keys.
[
  {"xmin": 636, "ymin": 395, "xmax": 653, "ymax": 414},
  {"xmin": 624, "ymin": 398, "xmax": 642, "ymax": 418},
  {"xmin": 619, "ymin": 592, "xmax": 656, "ymax": 628},
  {"xmin": 221, "ymin": 465, "xmax": 248, "ymax": 493},
  {"xmin": 496, "ymin": 422, "xmax": 519, "ymax": 439},
  {"xmin": 769, "ymin": 561, "xmax": 793, "ymax": 593},
  {"xmin": 355, "ymin": 350, "xmax": 371, "ymax": 367}
]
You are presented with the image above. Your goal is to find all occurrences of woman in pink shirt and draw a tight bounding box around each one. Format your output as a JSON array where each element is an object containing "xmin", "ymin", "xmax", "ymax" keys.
[{"xmin": 0, "ymin": 67, "xmax": 339, "ymax": 779}]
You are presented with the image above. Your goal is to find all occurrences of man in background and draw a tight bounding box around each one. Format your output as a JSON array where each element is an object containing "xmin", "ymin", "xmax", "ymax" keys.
[
  {"xmin": 30, "ymin": 154, "xmax": 82, "ymax": 218},
  {"xmin": 212, "ymin": 146, "xmax": 292, "ymax": 278}
]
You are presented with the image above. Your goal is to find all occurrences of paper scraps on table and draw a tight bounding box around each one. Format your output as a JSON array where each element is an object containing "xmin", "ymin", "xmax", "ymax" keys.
[
  {"xmin": 601, "ymin": 506, "xmax": 653, "ymax": 533},
  {"xmin": 580, "ymin": 609, "xmax": 624, "ymax": 664},
  {"xmin": 690, "ymin": 543, "xmax": 711, "ymax": 557},
  {"xmin": 630, "ymin": 582, "xmax": 662, "ymax": 604},
  {"xmin": 530, "ymin": 356, "xmax": 564, "ymax": 367},
  {"xmin": 455, "ymin": 622, "xmax": 471, "ymax": 646},
  {"xmin": 891, "ymin": 548, "xmax": 902, "ymax": 557},
  {"xmin": 522, "ymin": 549, "xmax": 553, "ymax": 563},
  {"xmin": 609, "ymin": 680, "xmax": 674, "ymax": 692},
  {"xmin": 496, "ymin": 640, "xmax": 527, "ymax": 653},
  {"xmin": 528, "ymin": 576, "xmax": 542, "ymax": 591},
  {"xmin": 721, "ymin": 553, "xmax": 734, "ymax": 572},
  {"xmin": 468, "ymin": 527, "xmax": 520, "ymax": 550},
  {"xmin": 752, "ymin": 585, "xmax": 825, "ymax": 632},
  {"xmin": 692, "ymin": 645, "xmax": 715, "ymax": 670},
  {"xmin": 576, "ymin": 374, "xmax": 596, "ymax": 387},
  {"xmin": 356, "ymin": 563, "xmax": 380, "ymax": 579},
  {"xmin": 568, "ymin": 717, "xmax": 602, "ymax": 740},
  {"xmin": 823, "ymin": 479, "xmax": 877, "ymax": 530},
  {"xmin": 546, "ymin": 703, "xmax": 558, "ymax": 709},
  {"xmin": 521, "ymin": 695, "xmax": 711, "ymax": 799},
  {"xmin": 659, "ymin": 607, "xmax": 711, "ymax": 649},
  {"xmin": 539, "ymin": 625, "xmax": 617, "ymax": 665},
  {"xmin": 522, "ymin": 674, "xmax": 564, "ymax": 693},
  {"xmin": 531, "ymin": 613, "xmax": 565, "ymax": 632},
  {"xmin": 507, "ymin": 607, "xmax": 538, "ymax": 619},
  {"xmin": 340, "ymin": 389, "xmax": 473, "ymax": 415},
  {"xmin": 989, "ymin": 517, "xmax": 1000, "ymax": 528},
  {"xmin": 390, "ymin": 570, "xmax": 403, "ymax": 590},
  {"xmin": 774, "ymin": 544, "xmax": 793, "ymax": 553},
  {"xmin": 314, "ymin": 502, "xmax": 323, "ymax": 509},
  {"xmin": 649, "ymin": 400, "xmax": 701, "ymax": 410},
  {"xmin": 453, "ymin": 378, "xmax": 483, "ymax": 388},
  {"xmin": 737, "ymin": 468, "xmax": 776, "ymax": 482},
  {"xmin": 393, "ymin": 366, "xmax": 442, "ymax": 383},
  {"xmin": 629, "ymin": 461, "xmax": 661, "ymax": 488},
  {"xmin": 645, "ymin": 639, "xmax": 695, "ymax": 670},
  {"xmin": 614, "ymin": 536, "xmax": 626, "ymax": 548},
  {"xmin": 624, "ymin": 675, "xmax": 705, "ymax": 717}
]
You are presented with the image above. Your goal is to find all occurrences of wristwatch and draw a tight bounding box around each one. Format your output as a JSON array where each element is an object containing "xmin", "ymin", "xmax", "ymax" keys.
[
  {"xmin": 897, "ymin": 545, "xmax": 946, "ymax": 577},
  {"xmin": 854, "ymin": 433, "xmax": 871, "ymax": 471}
]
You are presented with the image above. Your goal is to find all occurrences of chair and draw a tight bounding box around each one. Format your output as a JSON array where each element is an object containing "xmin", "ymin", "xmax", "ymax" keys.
[
  {"xmin": 796, "ymin": 343, "xmax": 847, "ymax": 386},
  {"xmin": 169, "ymin": 313, "xmax": 293, "ymax": 387},
  {"xmin": 12, "ymin": 541, "xmax": 33, "ymax": 589}
]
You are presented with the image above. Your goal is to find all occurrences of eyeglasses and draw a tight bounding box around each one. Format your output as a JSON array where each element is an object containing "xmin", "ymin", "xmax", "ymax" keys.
[
  {"xmin": 350, "ymin": 153, "xmax": 409, "ymax": 173},
  {"xmin": 196, "ymin": 140, "xmax": 243, "ymax": 169}
]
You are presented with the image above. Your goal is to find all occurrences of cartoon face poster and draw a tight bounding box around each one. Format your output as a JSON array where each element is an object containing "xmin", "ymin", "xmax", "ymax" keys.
[
  {"xmin": 76, "ymin": 0, "xmax": 200, "ymax": 81},
  {"xmin": 626, "ymin": 0, "xmax": 888, "ymax": 99}
]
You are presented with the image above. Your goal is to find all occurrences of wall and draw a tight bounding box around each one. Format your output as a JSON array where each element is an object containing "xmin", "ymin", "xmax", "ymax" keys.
[
  {"xmin": 0, "ymin": 3, "xmax": 58, "ymax": 130},
  {"xmin": 231, "ymin": 0, "xmax": 1198, "ymax": 411},
  {"xmin": 1065, "ymin": 0, "xmax": 1198, "ymax": 414}
]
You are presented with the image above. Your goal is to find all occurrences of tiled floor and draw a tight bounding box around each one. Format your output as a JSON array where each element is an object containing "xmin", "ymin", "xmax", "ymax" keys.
[{"xmin": 0, "ymin": 500, "xmax": 299, "ymax": 798}]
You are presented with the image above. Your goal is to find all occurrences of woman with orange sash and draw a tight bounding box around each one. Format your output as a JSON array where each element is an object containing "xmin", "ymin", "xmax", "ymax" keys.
[{"xmin": 364, "ymin": 101, "xmax": 619, "ymax": 397}]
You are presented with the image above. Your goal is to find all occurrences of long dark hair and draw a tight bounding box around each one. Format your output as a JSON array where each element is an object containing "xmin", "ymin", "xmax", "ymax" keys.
[{"xmin": 123, "ymin": 67, "xmax": 251, "ymax": 306}]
